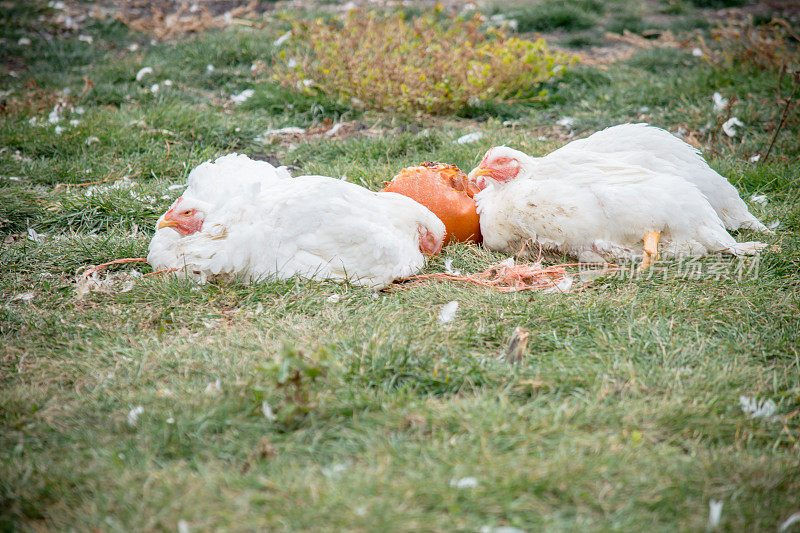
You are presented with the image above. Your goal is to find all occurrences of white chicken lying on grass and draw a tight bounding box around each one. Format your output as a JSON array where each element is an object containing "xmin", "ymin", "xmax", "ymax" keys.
[
  {"xmin": 468, "ymin": 123, "xmax": 769, "ymax": 269},
  {"xmin": 147, "ymin": 154, "xmax": 445, "ymax": 288}
]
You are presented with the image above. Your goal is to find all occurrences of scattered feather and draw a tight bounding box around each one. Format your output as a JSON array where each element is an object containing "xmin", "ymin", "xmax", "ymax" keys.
[
  {"xmin": 273, "ymin": 31, "xmax": 292, "ymax": 47},
  {"xmin": 712, "ymin": 92, "xmax": 728, "ymax": 113},
  {"xmin": 455, "ymin": 132, "xmax": 483, "ymax": 144},
  {"xmin": 54, "ymin": 125, "xmax": 65, "ymax": 135},
  {"xmin": 322, "ymin": 463, "xmax": 348, "ymax": 477},
  {"xmin": 78, "ymin": 34, "xmax": 93, "ymax": 43},
  {"xmin": 261, "ymin": 401, "xmax": 276, "ymax": 421},
  {"xmin": 10, "ymin": 292, "xmax": 35, "ymax": 303},
  {"xmin": 150, "ymin": 83, "xmax": 159, "ymax": 93},
  {"xmin": 75, "ymin": 269, "xmax": 142, "ymax": 299},
  {"xmin": 749, "ymin": 194, "xmax": 768, "ymax": 205},
  {"xmin": 692, "ymin": 47, "xmax": 703, "ymax": 57},
  {"xmin": 767, "ymin": 220, "xmax": 780, "ymax": 230},
  {"xmin": 163, "ymin": 80, "xmax": 173, "ymax": 87},
  {"xmin": 18, "ymin": 37, "xmax": 31, "ymax": 46},
  {"xmin": 127, "ymin": 405, "xmax": 144, "ymax": 426},
  {"xmin": 721, "ymin": 117, "xmax": 744, "ymax": 137},
  {"xmin": 443, "ymin": 258, "xmax": 461, "ymax": 276},
  {"xmin": 325, "ymin": 123, "xmax": 344, "ymax": 137},
  {"xmin": 85, "ymin": 136, "xmax": 100, "ymax": 145},
  {"xmin": 204, "ymin": 379, "xmax": 222, "ymax": 395},
  {"xmin": 779, "ymin": 512, "xmax": 800, "ymax": 532},
  {"xmin": 498, "ymin": 257, "xmax": 515, "ymax": 268},
  {"xmin": 167, "ymin": 183, "xmax": 186, "ymax": 191},
  {"xmin": 749, "ymin": 154, "xmax": 761, "ymax": 163},
  {"xmin": 708, "ymin": 500, "xmax": 723, "ymax": 529},
  {"xmin": 739, "ymin": 396, "xmax": 777, "ymax": 419},
  {"xmin": 230, "ymin": 89, "xmax": 255, "ymax": 104},
  {"xmin": 27, "ymin": 228, "xmax": 42, "ymax": 243},
  {"xmin": 438, "ymin": 301, "xmax": 459, "ymax": 325},
  {"xmin": 326, "ymin": 293, "xmax": 341, "ymax": 303},
  {"xmin": 287, "ymin": 58, "xmax": 298, "ymax": 69},
  {"xmin": 166, "ymin": 417, "xmax": 175, "ymax": 424},
  {"xmin": 542, "ymin": 275, "xmax": 574, "ymax": 294},
  {"xmin": 205, "ymin": 64, "xmax": 215, "ymax": 73},
  {"xmin": 557, "ymin": 116, "xmax": 575, "ymax": 127},
  {"xmin": 178, "ymin": 519, "xmax": 190, "ymax": 533},
  {"xmin": 48, "ymin": 104, "xmax": 64, "ymax": 124},
  {"xmin": 479, "ymin": 527, "xmax": 526, "ymax": 533},
  {"xmin": 135, "ymin": 66, "xmax": 153, "ymax": 81},
  {"xmin": 254, "ymin": 127, "xmax": 305, "ymax": 142},
  {"xmin": 449, "ymin": 477, "xmax": 478, "ymax": 489}
]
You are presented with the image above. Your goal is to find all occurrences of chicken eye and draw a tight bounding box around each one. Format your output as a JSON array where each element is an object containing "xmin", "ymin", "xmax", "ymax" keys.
[{"xmin": 182, "ymin": 209, "xmax": 192, "ymax": 216}]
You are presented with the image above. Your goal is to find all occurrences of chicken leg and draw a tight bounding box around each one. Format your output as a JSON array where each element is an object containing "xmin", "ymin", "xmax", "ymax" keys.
[{"xmin": 638, "ymin": 231, "xmax": 661, "ymax": 271}]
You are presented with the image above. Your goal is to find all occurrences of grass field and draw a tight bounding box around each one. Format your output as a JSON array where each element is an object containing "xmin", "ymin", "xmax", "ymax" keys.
[{"xmin": 2, "ymin": 0, "xmax": 799, "ymax": 531}]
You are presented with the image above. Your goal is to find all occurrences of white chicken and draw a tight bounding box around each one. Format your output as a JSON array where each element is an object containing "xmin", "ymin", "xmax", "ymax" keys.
[
  {"xmin": 468, "ymin": 124, "xmax": 768, "ymax": 267},
  {"xmin": 148, "ymin": 154, "xmax": 445, "ymax": 288}
]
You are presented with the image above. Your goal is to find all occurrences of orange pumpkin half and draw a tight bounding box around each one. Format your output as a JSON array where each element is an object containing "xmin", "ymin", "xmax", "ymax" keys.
[{"xmin": 382, "ymin": 162, "xmax": 482, "ymax": 244}]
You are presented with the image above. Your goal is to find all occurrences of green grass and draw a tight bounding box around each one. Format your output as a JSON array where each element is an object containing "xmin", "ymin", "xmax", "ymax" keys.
[
  {"xmin": 493, "ymin": 2, "xmax": 599, "ymax": 33},
  {"xmin": 2, "ymin": 1, "xmax": 800, "ymax": 531}
]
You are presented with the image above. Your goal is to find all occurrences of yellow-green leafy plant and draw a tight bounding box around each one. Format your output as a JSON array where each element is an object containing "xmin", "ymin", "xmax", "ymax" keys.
[{"xmin": 271, "ymin": 10, "xmax": 577, "ymax": 115}]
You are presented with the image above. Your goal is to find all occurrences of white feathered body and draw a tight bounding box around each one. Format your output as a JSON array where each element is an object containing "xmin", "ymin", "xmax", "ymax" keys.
[
  {"xmin": 148, "ymin": 155, "xmax": 444, "ymax": 288},
  {"xmin": 535, "ymin": 123, "xmax": 769, "ymax": 232},
  {"xmin": 475, "ymin": 164, "xmax": 765, "ymax": 262},
  {"xmin": 473, "ymin": 123, "xmax": 768, "ymax": 261}
]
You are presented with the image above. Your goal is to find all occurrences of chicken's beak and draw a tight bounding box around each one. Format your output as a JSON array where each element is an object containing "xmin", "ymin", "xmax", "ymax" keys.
[
  {"xmin": 471, "ymin": 166, "xmax": 492, "ymax": 178},
  {"xmin": 158, "ymin": 220, "xmax": 179, "ymax": 230}
]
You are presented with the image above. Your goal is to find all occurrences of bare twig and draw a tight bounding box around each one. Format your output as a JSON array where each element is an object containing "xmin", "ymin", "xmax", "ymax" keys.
[
  {"xmin": 81, "ymin": 257, "xmax": 148, "ymax": 280},
  {"xmin": 67, "ymin": 167, "xmax": 141, "ymax": 188},
  {"xmin": 763, "ymin": 71, "xmax": 799, "ymax": 165},
  {"xmin": 709, "ymin": 95, "xmax": 737, "ymax": 155}
]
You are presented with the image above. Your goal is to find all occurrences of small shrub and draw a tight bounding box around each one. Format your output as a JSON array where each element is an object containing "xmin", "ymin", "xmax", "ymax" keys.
[
  {"xmin": 562, "ymin": 31, "xmax": 605, "ymax": 48},
  {"xmin": 272, "ymin": 10, "xmax": 576, "ymax": 115},
  {"xmin": 687, "ymin": 0, "xmax": 746, "ymax": 7},
  {"xmin": 708, "ymin": 19, "xmax": 800, "ymax": 73},
  {"xmin": 606, "ymin": 14, "xmax": 651, "ymax": 35},
  {"xmin": 505, "ymin": 3, "xmax": 599, "ymax": 33}
]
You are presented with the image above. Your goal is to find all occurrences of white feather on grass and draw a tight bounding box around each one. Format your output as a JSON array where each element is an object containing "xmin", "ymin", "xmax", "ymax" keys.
[
  {"xmin": 739, "ymin": 396, "xmax": 777, "ymax": 419},
  {"xmin": 722, "ymin": 117, "xmax": 744, "ymax": 137},
  {"xmin": 230, "ymin": 89, "xmax": 254, "ymax": 105},
  {"xmin": 127, "ymin": 405, "xmax": 144, "ymax": 426},
  {"xmin": 135, "ymin": 67, "xmax": 153, "ymax": 81},
  {"xmin": 708, "ymin": 500, "xmax": 723, "ymax": 529},
  {"xmin": 450, "ymin": 477, "xmax": 478, "ymax": 489},
  {"xmin": 455, "ymin": 132, "xmax": 483, "ymax": 144},
  {"xmin": 438, "ymin": 301, "xmax": 459, "ymax": 325},
  {"xmin": 712, "ymin": 92, "xmax": 728, "ymax": 113}
]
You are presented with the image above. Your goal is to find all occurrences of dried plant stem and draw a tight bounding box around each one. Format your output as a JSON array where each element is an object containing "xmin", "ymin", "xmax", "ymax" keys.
[
  {"xmin": 763, "ymin": 72, "xmax": 799, "ymax": 165},
  {"xmin": 68, "ymin": 167, "xmax": 141, "ymax": 188},
  {"xmin": 81, "ymin": 257, "xmax": 147, "ymax": 280},
  {"xmin": 709, "ymin": 95, "xmax": 737, "ymax": 155}
]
